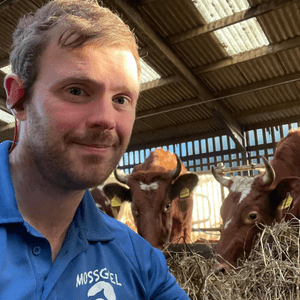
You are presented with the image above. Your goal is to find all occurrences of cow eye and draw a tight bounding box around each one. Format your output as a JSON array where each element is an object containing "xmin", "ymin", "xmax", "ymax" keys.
[
  {"xmin": 248, "ymin": 212, "xmax": 258, "ymax": 221},
  {"xmin": 132, "ymin": 208, "xmax": 140, "ymax": 217},
  {"xmin": 165, "ymin": 203, "xmax": 172, "ymax": 212}
]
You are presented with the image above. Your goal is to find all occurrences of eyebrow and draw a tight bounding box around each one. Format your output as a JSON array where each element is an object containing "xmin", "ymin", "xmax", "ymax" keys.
[{"xmin": 53, "ymin": 76, "xmax": 140, "ymax": 96}]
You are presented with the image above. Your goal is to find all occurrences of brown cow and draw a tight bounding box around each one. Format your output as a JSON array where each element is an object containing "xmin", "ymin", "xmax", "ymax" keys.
[
  {"xmin": 90, "ymin": 185, "xmax": 116, "ymax": 218},
  {"xmin": 90, "ymin": 174, "xmax": 130, "ymax": 219},
  {"xmin": 102, "ymin": 148, "xmax": 199, "ymax": 250},
  {"xmin": 90, "ymin": 183, "xmax": 131, "ymax": 219},
  {"xmin": 212, "ymin": 129, "xmax": 300, "ymax": 273}
]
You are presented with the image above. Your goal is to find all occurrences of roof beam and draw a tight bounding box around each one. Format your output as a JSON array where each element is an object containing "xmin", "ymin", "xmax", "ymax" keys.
[
  {"xmin": 0, "ymin": 97, "xmax": 7, "ymax": 112},
  {"xmin": 0, "ymin": 58, "xmax": 9, "ymax": 69},
  {"xmin": 136, "ymin": 96, "xmax": 201, "ymax": 119},
  {"xmin": 235, "ymin": 99, "xmax": 300, "ymax": 119},
  {"xmin": 0, "ymin": 122, "xmax": 15, "ymax": 143},
  {"xmin": 211, "ymin": 106, "xmax": 246, "ymax": 152},
  {"xmin": 214, "ymin": 72, "xmax": 300, "ymax": 99},
  {"xmin": 131, "ymin": 117, "xmax": 216, "ymax": 145},
  {"xmin": 168, "ymin": 0, "xmax": 298, "ymax": 44},
  {"xmin": 104, "ymin": 0, "xmax": 245, "ymax": 152},
  {"xmin": 0, "ymin": 0, "xmax": 19, "ymax": 12},
  {"xmin": 0, "ymin": 122, "xmax": 15, "ymax": 133},
  {"xmin": 194, "ymin": 36, "xmax": 300, "ymax": 74}
]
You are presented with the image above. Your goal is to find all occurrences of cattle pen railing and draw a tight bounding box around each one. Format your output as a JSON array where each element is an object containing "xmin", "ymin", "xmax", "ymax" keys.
[{"xmin": 191, "ymin": 162, "xmax": 266, "ymax": 243}]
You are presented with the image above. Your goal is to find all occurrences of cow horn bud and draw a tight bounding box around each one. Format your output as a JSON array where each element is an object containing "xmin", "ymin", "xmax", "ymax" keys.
[
  {"xmin": 114, "ymin": 168, "xmax": 129, "ymax": 185},
  {"xmin": 170, "ymin": 154, "xmax": 182, "ymax": 180},
  {"xmin": 211, "ymin": 166, "xmax": 231, "ymax": 188},
  {"xmin": 261, "ymin": 156, "xmax": 275, "ymax": 186}
]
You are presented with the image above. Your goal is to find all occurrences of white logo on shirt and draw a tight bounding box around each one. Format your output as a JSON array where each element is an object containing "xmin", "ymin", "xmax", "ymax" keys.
[
  {"xmin": 76, "ymin": 267, "xmax": 122, "ymax": 299},
  {"xmin": 87, "ymin": 281, "xmax": 116, "ymax": 300},
  {"xmin": 76, "ymin": 268, "xmax": 122, "ymax": 288}
]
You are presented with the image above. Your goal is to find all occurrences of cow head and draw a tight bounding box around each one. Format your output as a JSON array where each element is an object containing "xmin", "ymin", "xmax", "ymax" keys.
[
  {"xmin": 103, "ymin": 155, "xmax": 199, "ymax": 250},
  {"xmin": 212, "ymin": 156, "xmax": 285, "ymax": 272}
]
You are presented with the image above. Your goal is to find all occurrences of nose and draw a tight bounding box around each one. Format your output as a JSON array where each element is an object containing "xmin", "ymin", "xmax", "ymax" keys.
[
  {"xmin": 213, "ymin": 261, "xmax": 230, "ymax": 274},
  {"xmin": 86, "ymin": 97, "xmax": 116, "ymax": 130},
  {"xmin": 213, "ymin": 264, "xmax": 226, "ymax": 274}
]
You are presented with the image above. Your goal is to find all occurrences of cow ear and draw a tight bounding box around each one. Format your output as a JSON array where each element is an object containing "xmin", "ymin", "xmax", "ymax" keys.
[
  {"xmin": 169, "ymin": 173, "xmax": 199, "ymax": 200},
  {"xmin": 270, "ymin": 177, "xmax": 300, "ymax": 209},
  {"xmin": 103, "ymin": 183, "xmax": 132, "ymax": 203}
]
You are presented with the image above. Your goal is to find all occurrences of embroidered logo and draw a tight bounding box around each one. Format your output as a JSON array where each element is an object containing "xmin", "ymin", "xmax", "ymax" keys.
[
  {"xmin": 76, "ymin": 267, "xmax": 122, "ymax": 299},
  {"xmin": 88, "ymin": 281, "xmax": 116, "ymax": 299}
]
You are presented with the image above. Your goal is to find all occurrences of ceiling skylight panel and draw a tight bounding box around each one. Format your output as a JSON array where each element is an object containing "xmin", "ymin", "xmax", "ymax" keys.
[
  {"xmin": 193, "ymin": 0, "xmax": 269, "ymax": 55},
  {"xmin": 139, "ymin": 58, "xmax": 161, "ymax": 84},
  {"xmin": 0, "ymin": 110, "xmax": 14, "ymax": 124},
  {"xmin": 194, "ymin": 0, "xmax": 249, "ymax": 23},
  {"xmin": 0, "ymin": 64, "xmax": 11, "ymax": 75}
]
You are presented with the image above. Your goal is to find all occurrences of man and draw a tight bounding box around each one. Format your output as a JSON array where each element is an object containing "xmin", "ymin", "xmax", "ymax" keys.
[{"xmin": 0, "ymin": 0, "xmax": 190, "ymax": 299}]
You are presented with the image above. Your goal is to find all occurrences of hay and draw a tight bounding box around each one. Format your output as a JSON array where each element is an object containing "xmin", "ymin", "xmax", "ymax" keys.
[{"xmin": 166, "ymin": 218, "xmax": 300, "ymax": 300}]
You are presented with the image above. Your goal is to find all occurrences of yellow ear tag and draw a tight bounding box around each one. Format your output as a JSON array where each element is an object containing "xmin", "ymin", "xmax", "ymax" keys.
[
  {"xmin": 111, "ymin": 195, "xmax": 122, "ymax": 207},
  {"xmin": 280, "ymin": 192, "xmax": 293, "ymax": 210},
  {"xmin": 180, "ymin": 188, "xmax": 190, "ymax": 198}
]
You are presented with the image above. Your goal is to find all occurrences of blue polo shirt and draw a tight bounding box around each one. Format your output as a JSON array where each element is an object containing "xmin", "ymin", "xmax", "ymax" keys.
[{"xmin": 0, "ymin": 141, "xmax": 189, "ymax": 300}]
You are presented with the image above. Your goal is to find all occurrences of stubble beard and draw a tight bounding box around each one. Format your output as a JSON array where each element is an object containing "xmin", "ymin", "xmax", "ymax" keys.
[{"xmin": 26, "ymin": 117, "xmax": 128, "ymax": 191}]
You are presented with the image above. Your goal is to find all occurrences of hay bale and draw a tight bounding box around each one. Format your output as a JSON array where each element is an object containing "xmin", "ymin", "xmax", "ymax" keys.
[{"xmin": 166, "ymin": 218, "xmax": 300, "ymax": 300}]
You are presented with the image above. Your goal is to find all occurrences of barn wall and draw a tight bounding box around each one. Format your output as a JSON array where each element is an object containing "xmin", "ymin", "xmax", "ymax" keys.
[{"xmin": 120, "ymin": 121, "xmax": 300, "ymax": 174}]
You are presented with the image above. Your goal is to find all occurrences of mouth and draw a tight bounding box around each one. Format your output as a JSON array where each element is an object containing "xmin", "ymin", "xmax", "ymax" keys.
[{"xmin": 73, "ymin": 142, "xmax": 113, "ymax": 154}]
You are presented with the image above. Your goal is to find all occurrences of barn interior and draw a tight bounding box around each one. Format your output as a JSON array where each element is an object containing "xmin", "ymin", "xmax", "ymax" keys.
[{"xmin": 0, "ymin": 1, "xmax": 300, "ymax": 294}]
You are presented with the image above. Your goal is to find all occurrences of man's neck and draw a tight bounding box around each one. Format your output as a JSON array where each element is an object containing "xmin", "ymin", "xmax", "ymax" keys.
[{"xmin": 9, "ymin": 146, "xmax": 86, "ymax": 261}]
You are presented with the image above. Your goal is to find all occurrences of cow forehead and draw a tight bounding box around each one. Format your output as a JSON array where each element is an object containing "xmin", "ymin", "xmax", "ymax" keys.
[
  {"xmin": 139, "ymin": 181, "xmax": 159, "ymax": 191},
  {"xmin": 230, "ymin": 176, "xmax": 256, "ymax": 203}
]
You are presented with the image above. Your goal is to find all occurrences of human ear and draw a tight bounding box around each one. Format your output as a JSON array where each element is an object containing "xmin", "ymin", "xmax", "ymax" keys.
[{"xmin": 4, "ymin": 74, "xmax": 27, "ymax": 120}]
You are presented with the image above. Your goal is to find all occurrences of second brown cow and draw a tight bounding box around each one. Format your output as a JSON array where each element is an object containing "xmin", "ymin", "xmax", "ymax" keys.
[{"xmin": 212, "ymin": 129, "xmax": 300, "ymax": 273}]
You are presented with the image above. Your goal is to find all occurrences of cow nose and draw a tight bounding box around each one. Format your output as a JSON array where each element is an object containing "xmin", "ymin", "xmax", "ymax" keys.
[
  {"xmin": 213, "ymin": 262, "xmax": 228, "ymax": 274},
  {"xmin": 215, "ymin": 266, "xmax": 226, "ymax": 274}
]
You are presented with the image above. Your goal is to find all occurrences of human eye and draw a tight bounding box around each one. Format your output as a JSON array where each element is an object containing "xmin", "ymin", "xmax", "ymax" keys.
[
  {"xmin": 68, "ymin": 87, "xmax": 85, "ymax": 96},
  {"xmin": 113, "ymin": 95, "xmax": 131, "ymax": 106}
]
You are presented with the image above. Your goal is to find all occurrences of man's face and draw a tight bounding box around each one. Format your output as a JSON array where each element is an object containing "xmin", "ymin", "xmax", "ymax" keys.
[{"xmin": 21, "ymin": 42, "xmax": 139, "ymax": 190}]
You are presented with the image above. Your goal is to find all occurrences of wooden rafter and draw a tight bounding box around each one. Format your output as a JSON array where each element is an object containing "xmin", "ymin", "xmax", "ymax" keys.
[
  {"xmin": 0, "ymin": 0, "xmax": 19, "ymax": 11},
  {"xmin": 193, "ymin": 36, "xmax": 300, "ymax": 74}
]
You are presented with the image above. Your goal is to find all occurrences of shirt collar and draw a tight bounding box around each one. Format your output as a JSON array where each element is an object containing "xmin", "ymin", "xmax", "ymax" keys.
[
  {"xmin": 76, "ymin": 191, "xmax": 115, "ymax": 242},
  {"xmin": 0, "ymin": 140, "xmax": 115, "ymax": 242}
]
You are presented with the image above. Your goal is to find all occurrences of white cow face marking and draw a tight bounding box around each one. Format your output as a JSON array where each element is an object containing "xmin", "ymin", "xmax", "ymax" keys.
[
  {"xmin": 230, "ymin": 176, "xmax": 256, "ymax": 204},
  {"xmin": 139, "ymin": 181, "xmax": 159, "ymax": 191},
  {"xmin": 224, "ymin": 218, "xmax": 232, "ymax": 230}
]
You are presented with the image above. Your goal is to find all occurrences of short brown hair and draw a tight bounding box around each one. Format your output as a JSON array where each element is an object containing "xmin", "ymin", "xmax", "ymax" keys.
[{"xmin": 10, "ymin": 0, "xmax": 140, "ymax": 93}]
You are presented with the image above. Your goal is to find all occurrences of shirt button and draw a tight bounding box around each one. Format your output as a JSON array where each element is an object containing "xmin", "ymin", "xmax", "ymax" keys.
[{"xmin": 33, "ymin": 246, "xmax": 41, "ymax": 256}]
